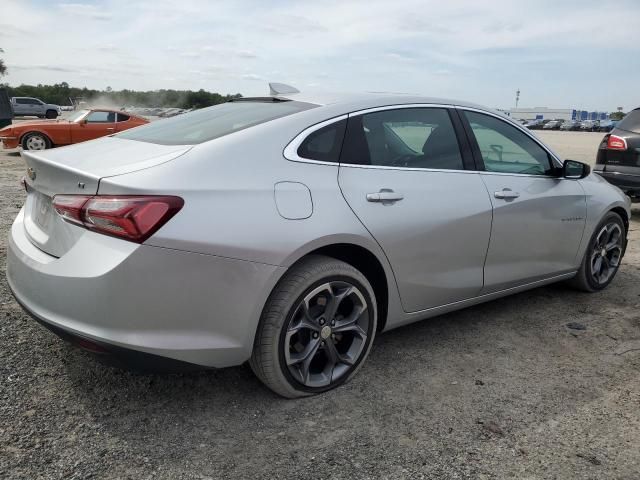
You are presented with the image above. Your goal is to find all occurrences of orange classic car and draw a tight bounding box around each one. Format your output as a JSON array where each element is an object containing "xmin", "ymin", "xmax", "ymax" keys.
[{"xmin": 0, "ymin": 109, "xmax": 148, "ymax": 151}]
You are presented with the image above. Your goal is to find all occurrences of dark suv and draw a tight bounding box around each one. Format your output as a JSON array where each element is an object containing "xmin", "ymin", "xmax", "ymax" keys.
[{"xmin": 595, "ymin": 108, "xmax": 640, "ymax": 199}]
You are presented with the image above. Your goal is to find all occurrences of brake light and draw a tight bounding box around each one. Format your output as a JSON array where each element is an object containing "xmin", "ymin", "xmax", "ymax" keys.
[
  {"xmin": 52, "ymin": 195, "xmax": 183, "ymax": 243},
  {"xmin": 607, "ymin": 135, "xmax": 627, "ymax": 151}
]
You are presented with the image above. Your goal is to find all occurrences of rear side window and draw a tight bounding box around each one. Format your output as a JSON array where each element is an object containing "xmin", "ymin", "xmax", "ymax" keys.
[
  {"xmin": 340, "ymin": 108, "xmax": 464, "ymax": 170},
  {"xmin": 617, "ymin": 109, "xmax": 640, "ymax": 134},
  {"xmin": 297, "ymin": 120, "xmax": 346, "ymax": 162},
  {"xmin": 117, "ymin": 100, "xmax": 316, "ymax": 145},
  {"xmin": 117, "ymin": 113, "xmax": 130, "ymax": 122},
  {"xmin": 86, "ymin": 111, "xmax": 115, "ymax": 123}
]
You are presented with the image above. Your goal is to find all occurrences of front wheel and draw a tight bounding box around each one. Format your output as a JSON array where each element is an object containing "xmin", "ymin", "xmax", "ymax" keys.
[
  {"xmin": 569, "ymin": 212, "xmax": 626, "ymax": 292},
  {"xmin": 22, "ymin": 132, "xmax": 51, "ymax": 151},
  {"xmin": 250, "ymin": 255, "xmax": 377, "ymax": 398},
  {"xmin": 45, "ymin": 110, "xmax": 58, "ymax": 119}
]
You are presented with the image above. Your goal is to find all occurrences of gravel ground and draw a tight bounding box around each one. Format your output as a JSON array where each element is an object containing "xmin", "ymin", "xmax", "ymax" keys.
[{"xmin": 1, "ymin": 133, "xmax": 639, "ymax": 479}]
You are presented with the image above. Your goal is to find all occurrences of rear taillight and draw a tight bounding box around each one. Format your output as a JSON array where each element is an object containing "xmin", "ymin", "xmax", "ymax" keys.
[
  {"xmin": 52, "ymin": 195, "xmax": 183, "ymax": 243},
  {"xmin": 607, "ymin": 135, "xmax": 628, "ymax": 151}
]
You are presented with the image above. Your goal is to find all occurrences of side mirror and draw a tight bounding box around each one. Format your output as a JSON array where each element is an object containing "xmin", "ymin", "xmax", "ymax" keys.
[{"xmin": 563, "ymin": 159, "xmax": 590, "ymax": 179}]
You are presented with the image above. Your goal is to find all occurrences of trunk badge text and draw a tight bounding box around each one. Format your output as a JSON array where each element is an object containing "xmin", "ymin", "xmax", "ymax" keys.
[
  {"xmin": 27, "ymin": 168, "xmax": 36, "ymax": 181},
  {"xmin": 78, "ymin": 182, "xmax": 85, "ymax": 189}
]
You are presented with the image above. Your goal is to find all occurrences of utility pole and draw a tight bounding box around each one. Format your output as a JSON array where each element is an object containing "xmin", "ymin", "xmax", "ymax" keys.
[{"xmin": 515, "ymin": 89, "xmax": 520, "ymax": 109}]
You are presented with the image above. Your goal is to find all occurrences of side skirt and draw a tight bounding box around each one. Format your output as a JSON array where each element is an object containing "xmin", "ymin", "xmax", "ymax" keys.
[{"xmin": 383, "ymin": 271, "xmax": 576, "ymax": 331}]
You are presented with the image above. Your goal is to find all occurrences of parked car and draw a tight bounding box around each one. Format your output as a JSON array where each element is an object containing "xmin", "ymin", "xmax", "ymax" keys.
[
  {"xmin": 597, "ymin": 120, "xmax": 617, "ymax": 132},
  {"xmin": 595, "ymin": 108, "xmax": 640, "ymax": 199},
  {"xmin": 543, "ymin": 120, "xmax": 564, "ymax": 130},
  {"xmin": 7, "ymin": 87, "xmax": 630, "ymax": 397},
  {"xmin": 0, "ymin": 109, "xmax": 148, "ymax": 150},
  {"xmin": 10, "ymin": 97, "xmax": 61, "ymax": 119},
  {"xmin": 525, "ymin": 119, "xmax": 544, "ymax": 129},
  {"xmin": 561, "ymin": 120, "xmax": 582, "ymax": 131},
  {"xmin": 580, "ymin": 120, "xmax": 600, "ymax": 132}
]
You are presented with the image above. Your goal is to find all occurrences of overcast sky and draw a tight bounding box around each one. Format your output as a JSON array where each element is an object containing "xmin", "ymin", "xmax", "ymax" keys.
[{"xmin": 1, "ymin": 0, "xmax": 639, "ymax": 111}]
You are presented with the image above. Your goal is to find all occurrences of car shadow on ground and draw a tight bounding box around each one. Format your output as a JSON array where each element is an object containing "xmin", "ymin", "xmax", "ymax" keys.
[{"xmin": 58, "ymin": 278, "xmax": 626, "ymax": 414}]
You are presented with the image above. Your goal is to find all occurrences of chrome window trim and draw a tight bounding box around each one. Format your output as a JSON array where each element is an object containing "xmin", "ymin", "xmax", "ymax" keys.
[
  {"xmin": 283, "ymin": 103, "xmax": 564, "ymax": 177},
  {"xmin": 338, "ymin": 163, "xmax": 480, "ymax": 175},
  {"xmin": 347, "ymin": 103, "xmax": 456, "ymax": 116},
  {"xmin": 283, "ymin": 114, "xmax": 348, "ymax": 164},
  {"xmin": 284, "ymin": 104, "xmax": 467, "ymax": 173},
  {"xmin": 456, "ymin": 106, "xmax": 564, "ymax": 169}
]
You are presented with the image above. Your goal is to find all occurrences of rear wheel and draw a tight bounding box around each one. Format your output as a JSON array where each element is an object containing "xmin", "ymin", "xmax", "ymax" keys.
[
  {"xmin": 250, "ymin": 255, "xmax": 377, "ymax": 398},
  {"xmin": 569, "ymin": 212, "xmax": 625, "ymax": 292},
  {"xmin": 22, "ymin": 132, "xmax": 51, "ymax": 151}
]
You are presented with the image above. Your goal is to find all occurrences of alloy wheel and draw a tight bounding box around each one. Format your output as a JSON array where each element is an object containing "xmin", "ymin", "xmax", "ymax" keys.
[
  {"xmin": 590, "ymin": 222, "xmax": 623, "ymax": 285},
  {"xmin": 25, "ymin": 135, "xmax": 47, "ymax": 150},
  {"xmin": 284, "ymin": 281, "xmax": 369, "ymax": 388}
]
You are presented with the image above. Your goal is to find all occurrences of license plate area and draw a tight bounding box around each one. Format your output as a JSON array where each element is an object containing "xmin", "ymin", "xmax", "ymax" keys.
[{"xmin": 33, "ymin": 192, "xmax": 54, "ymax": 231}]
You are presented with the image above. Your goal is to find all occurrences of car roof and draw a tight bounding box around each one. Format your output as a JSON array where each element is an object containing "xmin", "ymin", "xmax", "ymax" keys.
[
  {"xmin": 239, "ymin": 89, "xmax": 524, "ymax": 128},
  {"xmin": 270, "ymin": 90, "xmax": 486, "ymax": 111}
]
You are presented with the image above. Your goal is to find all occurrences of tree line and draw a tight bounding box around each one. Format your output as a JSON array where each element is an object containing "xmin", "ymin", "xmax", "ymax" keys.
[{"xmin": 0, "ymin": 81, "xmax": 242, "ymax": 109}]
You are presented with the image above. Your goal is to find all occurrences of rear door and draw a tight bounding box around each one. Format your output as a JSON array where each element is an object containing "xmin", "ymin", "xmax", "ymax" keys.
[
  {"xmin": 12, "ymin": 98, "xmax": 29, "ymax": 116},
  {"xmin": 72, "ymin": 110, "xmax": 117, "ymax": 143},
  {"xmin": 337, "ymin": 106, "xmax": 493, "ymax": 313},
  {"xmin": 459, "ymin": 109, "xmax": 586, "ymax": 293}
]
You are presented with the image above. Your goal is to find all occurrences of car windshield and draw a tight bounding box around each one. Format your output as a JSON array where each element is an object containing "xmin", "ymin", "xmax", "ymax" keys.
[
  {"xmin": 117, "ymin": 100, "xmax": 316, "ymax": 145},
  {"xmin": 68, "ymin": 110, "xmax": 90, "ymax": 122}
]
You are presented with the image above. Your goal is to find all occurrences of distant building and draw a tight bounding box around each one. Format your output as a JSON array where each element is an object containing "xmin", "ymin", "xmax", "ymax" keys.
[{"xmin": 508, "ymin": 107, "xmax": 609, "ymax": 122}]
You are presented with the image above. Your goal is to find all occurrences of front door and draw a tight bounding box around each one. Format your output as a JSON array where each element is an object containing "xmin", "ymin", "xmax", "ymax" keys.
[
  {"xmin": 337, "ymin": 107, "xmax": 493, "ymax": 313},
  {"xmin": 72, "ymin": 110, "xmax": 116, "ymax": 143},
  {"xmin": 460, "ymin": 109, "xmax": 586, "ymax": 293}
]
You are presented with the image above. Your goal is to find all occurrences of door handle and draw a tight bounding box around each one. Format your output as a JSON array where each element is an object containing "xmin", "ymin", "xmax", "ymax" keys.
[
  {"xmin": 106, "ymin": 127, "xmax": 115, "ymax": 131},
  {"xmin": 366, "ymin": 189, "xmax": 404, "ymax": 203},
  {"xmin": 494, "ymin": 189, "xmax": 520, "ymax": 199}
]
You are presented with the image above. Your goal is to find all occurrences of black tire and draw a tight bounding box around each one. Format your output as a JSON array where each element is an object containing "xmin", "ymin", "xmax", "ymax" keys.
[
  {"xmin": 45, "ymin": 110, "xmax": 58, "ymax": 119},
  {"xmin": 569, "ymin": 212, "xmax": 626, "ymax": 292},
  {"xmin": 250, "ymin": 255, "xmax": 377, "ymax": 398},
  {"xmin": 21, "ymin": 132, "xmax": 52, "ymax": 151}
]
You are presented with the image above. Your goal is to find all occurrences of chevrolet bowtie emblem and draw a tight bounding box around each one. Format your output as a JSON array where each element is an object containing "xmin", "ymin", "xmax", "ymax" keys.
[{"xmin": 27, "ymin": 167, "xmax": 36, "ymax": 181}]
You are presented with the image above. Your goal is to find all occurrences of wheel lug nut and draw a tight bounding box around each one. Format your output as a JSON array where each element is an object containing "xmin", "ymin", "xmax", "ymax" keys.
[
  {"xmin": 313, "ymin": 332, "xmax": 318, "ymax": 338},
  {"xmin": 319, "ymin": 317, "xmax": 325, "ymax": 325},
  {"xmin": 331, "ymin": 319, "xmax": 335, "ymax": 326}
]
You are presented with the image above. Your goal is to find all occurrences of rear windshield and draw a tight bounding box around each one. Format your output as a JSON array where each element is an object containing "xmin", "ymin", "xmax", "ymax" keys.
[
  {"xmin": 616, "ymin": 109, "xmax": 640, "ymax": 134},
  {"xmin": 117, "ymin": 100, "xmax": 316, "ymax": 145}
]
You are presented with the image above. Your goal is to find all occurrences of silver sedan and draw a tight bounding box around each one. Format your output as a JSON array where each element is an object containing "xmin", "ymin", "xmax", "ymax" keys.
[{"xmin": 7, "ymin": 86, "xmax": 630, "ymax": 397}]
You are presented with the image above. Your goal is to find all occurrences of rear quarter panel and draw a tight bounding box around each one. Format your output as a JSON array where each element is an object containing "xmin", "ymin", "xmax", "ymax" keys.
[{"xmin": 97, "ymin": 111, "xmax": 405, "ymax": 331}]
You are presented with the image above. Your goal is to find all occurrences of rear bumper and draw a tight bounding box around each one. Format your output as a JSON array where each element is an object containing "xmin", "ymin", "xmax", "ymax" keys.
[
  {"xmin": 7, "ymin": 207, "xmax": 285, "ymax": 368},
  {"xmin": 12, "ymin": 290, "xmax": 204, "ymax": 372},
  {"xmin": 595, "ymin": 169, "xmax": 640, "ymax": 196}
]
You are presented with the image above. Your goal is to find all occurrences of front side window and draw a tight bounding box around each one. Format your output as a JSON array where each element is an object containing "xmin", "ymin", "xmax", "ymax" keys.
[
  {"xmin": 86, "ymin": 111, "xmax": 116, "ymax": 123},
  {"xmin": 464, "ymin": 111, "xmax": 553, "ymax": 175},
  {"xmin": 340, "ymin": 108, "xmax": 464, "ymax": 170}
]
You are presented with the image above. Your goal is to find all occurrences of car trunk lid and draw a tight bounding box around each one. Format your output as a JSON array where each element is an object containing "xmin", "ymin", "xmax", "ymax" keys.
[{"xmin": 21, "ymin": 136, "xmax": 191, "ymax": 257}]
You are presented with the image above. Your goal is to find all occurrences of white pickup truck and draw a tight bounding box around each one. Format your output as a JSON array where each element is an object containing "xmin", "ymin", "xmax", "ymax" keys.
[{"xmin": 11, "ymin": 97, "xmax": 61, "ymax": 119}]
